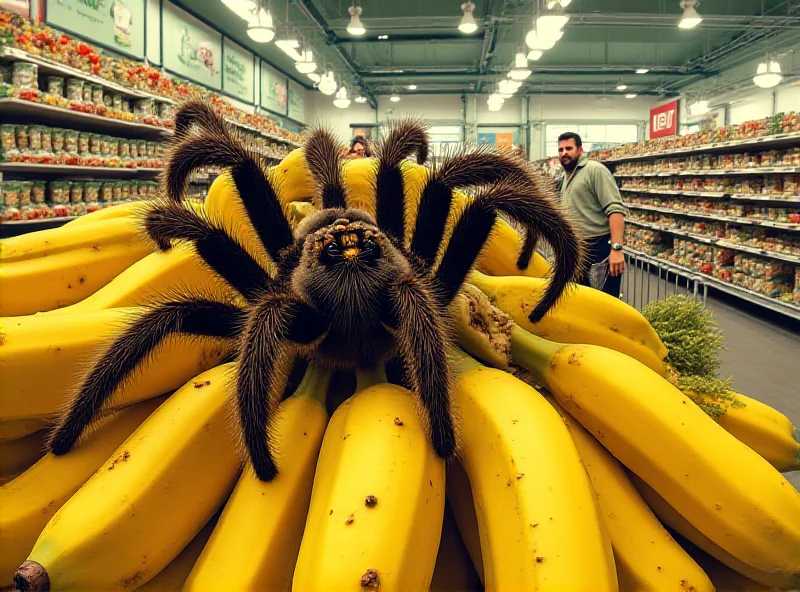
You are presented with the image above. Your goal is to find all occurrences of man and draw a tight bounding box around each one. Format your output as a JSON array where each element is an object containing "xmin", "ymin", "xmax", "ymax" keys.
[{"xmin": 558, "ymin": 131, "xmax": 628, "ymax": 298}]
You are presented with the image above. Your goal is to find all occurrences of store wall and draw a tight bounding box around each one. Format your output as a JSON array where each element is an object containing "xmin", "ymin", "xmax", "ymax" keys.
[
  {"xmin": 376, "ymin": 95, "xmax": 464, "ymax": 124},
  {"xmin": 306, "ymin": 92, "xmax": 377, "ymax": 140}
]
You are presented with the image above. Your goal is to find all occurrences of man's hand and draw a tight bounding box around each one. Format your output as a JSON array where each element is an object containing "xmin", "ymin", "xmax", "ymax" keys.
[{"xmin": 609, "ymin": 249, "xmax": 626, "ymax": 276}]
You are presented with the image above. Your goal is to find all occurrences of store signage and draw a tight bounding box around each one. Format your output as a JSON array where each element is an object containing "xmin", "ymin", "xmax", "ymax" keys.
[
  {"xmin": 260, "ymin": 61, "xmax": 287, "ymax": 116},
  {"xmin": 162, "ymin": 0, "xmax": 222, "ymax": 90},
  {"xmin": 287, "ymin": 78, "xmax": 305, "ymax": 123},
  {"xmin": 650, "ymin": 100, "xmax": 679, "ymax": 139},
  {"xmin": 222, "ymin": 37, "xmax": 254, "ymax": 103},
  {"xmin": 45, "ymin": 0, "xmax": 145, "ymax": 59}
]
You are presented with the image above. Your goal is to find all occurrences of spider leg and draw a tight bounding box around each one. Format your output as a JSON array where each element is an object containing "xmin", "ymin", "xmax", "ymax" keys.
[
  {"xmin": 165, "ymin": 101, "xmax": 294, "ymax": 262},
  {"xmin": 410, "ymin": 146, "xmax": 534, "ymax": 267},
  {"xmin": 434, "ymin": 171, "xmax": 583, "ymax": 322},
  {"xmin": 303, "ymin": 126, "xmax": 348, "ymax": 209},
  {"xmin": 49, "ymin": 299, "xmax": 246, "ymax": 455},
  {"xmin": 388, "ymin": 275, "xmax": 456, "ymax": 460},
  {"xmin": 143, "ymin": 199, "xmax": 273, "ymax": 302},
  {"xmin": 237, "ymin": 295, "xmax": 328, "ymax": 481}
]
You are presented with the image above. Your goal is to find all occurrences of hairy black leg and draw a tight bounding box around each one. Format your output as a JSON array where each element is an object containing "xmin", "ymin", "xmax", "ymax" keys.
[
  {"xmin": 389, "ymin": 275, "xmax": 456, "ymax": 459},
  {"xmin": 410, "ymin": 146, "xmax": 536, "ymax": 267},
  {"xmin": 144, "ymin": 200, "xmax": 273, "ymax": 302},
  {"xmin": 237, "ymin": 295, "xmax": 327, "ymax": 481},
  {"xmin": 49, "ymin": 300, "xmax": 246, "ymax": 455},
  {"xmin": 516, "ymin": 223, "xmax": 540, "ymax": 270},
  {"xmin": 304, "ymin": 127, "xmax": 347, "ymax": 209},
  {"xmin": 435, "ymin": 171, "xmax": 583, "ymax": 321},
  {"xmin": 173, "ymin": 99, "xmax": 228, "ymax": 135}
]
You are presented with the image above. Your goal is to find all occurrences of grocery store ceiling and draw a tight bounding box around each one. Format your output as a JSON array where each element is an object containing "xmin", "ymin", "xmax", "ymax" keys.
[{"xmin": 175, "ymin": 0, "xmax": 800, "ymax": 101}]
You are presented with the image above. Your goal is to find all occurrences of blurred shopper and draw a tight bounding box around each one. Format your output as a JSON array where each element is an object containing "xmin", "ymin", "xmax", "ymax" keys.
[
  {"xmin": 348, "ymin": 135, "xmax": 371, "ymax": 158},
  {"xmin": 558, "ymin": 131, "xmax": 629, "ymax": 298}
]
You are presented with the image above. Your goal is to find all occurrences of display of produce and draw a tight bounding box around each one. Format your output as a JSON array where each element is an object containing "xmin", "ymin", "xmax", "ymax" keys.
[
  {"xmin": 615, "ymin": 147, "xmax": 800, "ymax": 175},
  {"xmin": 2, "ymin": 106, "xmax": 799, "ymax": 592}
]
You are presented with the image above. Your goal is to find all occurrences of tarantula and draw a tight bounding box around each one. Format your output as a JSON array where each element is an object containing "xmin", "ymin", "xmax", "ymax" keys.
[{"xmin": 48, "ymin": 100, "xmax": 582, "ymax": 482}]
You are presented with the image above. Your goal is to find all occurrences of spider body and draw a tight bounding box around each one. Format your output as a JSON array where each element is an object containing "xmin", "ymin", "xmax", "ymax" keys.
[{"xmin": 48, "ymin": 100, "xmax": 583, "ymax": 482}]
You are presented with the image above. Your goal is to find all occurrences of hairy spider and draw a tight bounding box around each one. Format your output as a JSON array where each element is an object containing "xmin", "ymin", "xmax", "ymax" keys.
[{"xmin": 48, "ymin": 100, "xmax": 583, "ymax": 482}]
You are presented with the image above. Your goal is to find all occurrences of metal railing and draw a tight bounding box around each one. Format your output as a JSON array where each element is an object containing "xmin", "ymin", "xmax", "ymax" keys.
[{"xmin": 622, "ymin": 250, "xmax": 709, "ymax": 311}]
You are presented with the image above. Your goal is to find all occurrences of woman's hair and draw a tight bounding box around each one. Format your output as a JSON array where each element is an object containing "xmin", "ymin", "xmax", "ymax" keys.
[{"xmin": 350, "ymin": 135, "xmax": 372, "ymax": 156}]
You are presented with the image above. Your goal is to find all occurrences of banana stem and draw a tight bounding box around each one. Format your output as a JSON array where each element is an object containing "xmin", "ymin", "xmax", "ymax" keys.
[
  {"xmin": 294, "ymin": 365, "xmax": 334, "ymax": 406},
  {"xmin": 355, "ymin": 365, "xmax": 387, "ymax": 391},
  {"xmin": 447, "ymin": 346, "xmax": 483, "ymax": 375},
  {"xmin": 510, "ymin": 326, "xmax": 563, "ymax": 383}
]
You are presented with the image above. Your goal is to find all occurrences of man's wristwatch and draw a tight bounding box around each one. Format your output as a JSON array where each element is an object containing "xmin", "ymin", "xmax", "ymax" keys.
[{"xmin": 609, "ymin": 242, "xmax": 623, "ymax": 251}]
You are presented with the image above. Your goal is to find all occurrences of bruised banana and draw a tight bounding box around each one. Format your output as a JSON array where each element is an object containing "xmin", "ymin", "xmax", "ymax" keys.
[
  {"xmin": 184, "ymin": 366, "xmax": 332, "ymax": 591},
  {"xmin": 0, "ymin": 397, "xmax": 165, "ymax": 585},
  {"xmin": 293, "ymin": 374, "xmax": 445, "ymax": 592},
  {"xmin": 449, "ymin": 349, "xmax": 618, "ymax": 592},
  {"xmin": 511, "ymin": 326, "xmax": 800, "ymax": 581},
  {"xmin": 0, "ymin": 239, "xmax": 152, "ymax": 316},
  {"xmin": 0, "ymin": 307, "xmax": 230, "ymax": 422},
  {"xmin": 548, "ymin": 397, "xmax": 713, "ymax": 592},
  {"xmin": 15, "ymin": 364, "xmax": 242, "ymax": 592},
  {"xmin": 468, "ymin": 270, "xmax": 668, "ymax": 375},
  {"xmin": 0, "ymin": 429, "xmax": 47, "ymax": 485}
]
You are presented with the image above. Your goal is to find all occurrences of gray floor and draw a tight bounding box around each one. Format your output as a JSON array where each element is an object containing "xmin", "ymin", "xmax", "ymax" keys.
[{"xmin": 620, "ymin": 266, "xmax": 800, "ymax": 488}]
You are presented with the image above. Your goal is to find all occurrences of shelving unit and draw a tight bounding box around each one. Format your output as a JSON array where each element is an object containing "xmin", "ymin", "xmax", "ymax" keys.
[
  {"xmin": 625, "ymin": 203, "xmax": 800, "ymax": 231},
  {"xmin": 0, "ymin": 163, "xmax": 163, "ymax": 177}
]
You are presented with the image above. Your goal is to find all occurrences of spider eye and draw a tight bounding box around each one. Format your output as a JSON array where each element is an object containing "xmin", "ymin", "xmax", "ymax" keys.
[
  {"xmin": 326, "ymin": 243, "xmax": 340, "ymax": 256},
  {"xmin": 363, "ymin": 238, "xmax": 375, "ymax": 252}
]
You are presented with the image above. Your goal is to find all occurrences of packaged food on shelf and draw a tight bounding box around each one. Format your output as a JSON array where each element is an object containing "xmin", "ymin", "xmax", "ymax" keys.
[
  {"xmin": 1, "ymin": 180, "xmax": 21, "ymax": 221},
  {"xmin": 46, "ymin": 75, "xmax": 64, "ymax": 96}
]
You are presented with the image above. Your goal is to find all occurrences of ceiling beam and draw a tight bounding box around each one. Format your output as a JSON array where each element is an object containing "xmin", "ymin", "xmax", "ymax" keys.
[
  {"xmin": 359, "ymin": 67, "xmax": 714, "ymax": 79},
  {"xmin": 334, "ymin": 33, "xmax": 484, "ymax": 44}
]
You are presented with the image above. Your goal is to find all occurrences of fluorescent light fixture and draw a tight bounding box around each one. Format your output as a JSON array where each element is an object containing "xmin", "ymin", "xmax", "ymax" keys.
[
  {"xmin": 247, "ymin": 9, "xmax": 275, "ymax": 43},
  {"xmin": 498, "ymin": 79, "xmax": 518, "ymax": 95},
  {"xmin": 625, "ymin": 93, "xmax": 637, "ymax": 99},
  {"xmin": 347, "ymin": 5, "xmax": 366, "ymax": 35},
  {"xmin": 616, "ymin": 84, "xmax": 627, "ymax": 90},
  {"xmin": 537, "ymin": 4, "xmax": 569, "ymax": 33},
  {"xmin": 678, "ymin": 0, "xmax": 702, "ymax": 29},
  {"xmin": 537, "ymin": 27, "xmax": 564, "ymax": 42},
  {"xmin": 318, "ymin": 71, "xmax": 337, "ymax": 95},
  {"xmin": 636, "ymin": 68, "xmax": 650, "ymax": 74},
  {"xmin": 355, "ymin": 96, "xmax": 368, "ymax": 103},
  {"xmin": 295, "ymin": 49, "xmax": 317, "ymax": 74},
  {"xmin": 527, "ymin": 50, "xmax": 543, "ymax": 61},
  {"xmin": 390, "ymin": 95, "xmax": 401, "ymax": 102},
  {"xmin": 689, "ymin": 100, "xmax": 709, "ymax": 116},
  {"xmin": 508, "ymin": 52, "xmax": 531, "ymax": 81},
  {"xmin": 333, "ymin": 87, "xmax": 351, "ymax": 108},
  {"xmin": 378, "ymin": 34, "xmax": 388, "ymax": 40},
  {"xmin": 275, "ymin": 39, "xmax": 303, "ymax": 61},
  {"xmin": 307, "ymin": 72, "xmax": 321, "ymax": 83},
  {"xmin": 407, "ymin": 84, "xmax": 417, "ymax": 90},
  {"xmin": 753, "ymin": 59, "xmax": 783, "ymax": 89},
  {"xmin": 526, "ymin": 29, "xmax": 556, "ymax": 51},
  {"xmin": 222, "ymin": 0, "xmax": 256, "ymax": 20},
  {"xmin": 488, "ymin": 103, "xmax": 502, "ymax": 111},
  {"xmin": 487, "ymin": 94, "xmax": 504, "ymax": 106},
  {"xmin": 459, "ymin": 1, "xmax": 478, "ymax": 34}
]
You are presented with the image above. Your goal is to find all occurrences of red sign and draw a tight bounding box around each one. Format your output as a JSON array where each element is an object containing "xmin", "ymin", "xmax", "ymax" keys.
[{"xmin": 649, "ymin": 100, "xmax": 679, "ymax": 139}]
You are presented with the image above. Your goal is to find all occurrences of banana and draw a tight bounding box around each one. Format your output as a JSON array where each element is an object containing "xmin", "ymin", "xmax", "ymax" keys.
[
  {"xmin": 48, "ymin": 244, "xmax": 235, "ymax": 315},
  {"xmin": 0, "ymin": 429, "xmax": 47, "ymax": 485},
  {"xmin": 0, "ymin": 240, "xmax": 151, "ymax": 316},
  {"xmin": 687, "ymin": 544, "xmax": 782, "ymax": 592},
  {"xmin": 450, "ymin": 349, "xmax": 618, "ymax": 592},
  {"xmin": 63, "ymin": 200, "xmax": 152, "ymax": 227},
  {"xmin": 184, "ymin": 365, "xmax": 332, "ymax": 592},
  {"xmin": 293, "ymin": 376, "xmax": 445, "ymax": 592},
  {"xmin": 470, "ymin": 271, "xmax": 668, "ymax": 375},
  {"xmin": 136, "ymin": 517, "xmax": 217, "ymax": 592},
  {"xmin": 547, "ymin": 396, "xmax": 714, "ymax": 592},
  {"xmin": 0, "ymin": 307, "xmax": 229, "ymax": 422},
  {"xmin": 0, "ymin": 397, "xmax": 165, "ymax": 585},
  {"xmin": 15, "ymin": 364, "xmax": 242, "ymax": 592},
  {"xmin": 445, "ymin": 459, "xmax": 485, "ymax": 585},
  {"xmin": 0, "ymin": 418, "xmax": 49, "ymax": 443},
  {"xmin": 511, "ymin": 326, "xmax": 800, "ymax": 581},
  {"xmin": 476, "ymin": 219, "xmax": 553, "ymax": 279},
  {"xmin": 430, "ymin": 502, "xmax": 483, "ymax": 592}
]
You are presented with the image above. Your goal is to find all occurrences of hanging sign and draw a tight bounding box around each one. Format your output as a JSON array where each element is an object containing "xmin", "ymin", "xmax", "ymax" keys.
[
  {"xmin": 222, "ymin": 37, "xmax": 254, "ymax": 103},
  {"xmin": 162, "ymin": 0, "xmax": 222, "ymax": 90},
  {"xmin": 260, "ymin": 60, "xmax": 287, "ymax": 115},
  {"xmin": 649, "ymin": 100, "xmax": 679, "ymax": 139},
  {"xmin": 45, "ymin": 0, "xmax": 145, "ymax": 59}
]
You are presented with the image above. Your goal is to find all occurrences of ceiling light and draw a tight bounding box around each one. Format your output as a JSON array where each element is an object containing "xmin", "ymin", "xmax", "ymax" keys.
[
  {"xmin": 390, "ymin": 95, "xmax": 401, "ymax": 102},
  {"xmin": 276, "ymin": 39, "xmax": 304, "ymax": 61},
  {"xmin": 678, "ymin": 0, "xmax": 702, "ymax": 29},
  {"xmin": 527, "ymin": 50, "xmax": 543, "ymax": 61},
  {"xmin": 407, "ymin": 84, "xmax": 417, "ymax": 90},
  {"xmin": 508, "ymin": 52, "xmax": 531, "ymax": 81},
  {"xmin": 347, "ymin": 5, "xmax": 366, "ymax": 35},
  {"xmin": 222, "ymin": 0, "xmax": 256, "ymax": 20},
  {"xmin": 333, "ymin": 87, "xmax": 351, "ymax": 108},
  {"xmin": 537, "ymin": 3, "xmax": 569, "ymax": 33},
  {"xmin": 625, "ymin": 93, "xmax": 637, "ymax": 99},
  {"xmin": 318, "ymin": 71, "xmax": 337, "ymax": 95},
  {"xmin": 355, "ymin": 96, "xmax": 368, "ymax": 103},
  {"xmin": 459, "ymin": 1, "xmax": 478, "ymax": 34},
  {"xmin": 636, "ymin": 68, "xmax": 649, "ymax": 74},
  {"xmin": 753, "ymin": 59, "xmax": 783, "ymax": 89},
  {"xmin": 526, "ymin": 29, "xmax": 556, "ymax": 51},
  {"xmin": 548, "ymin": 0, "xmax": 572, "ymax": 6},
  {"xmin": 616, "ymin": 84, "xmax": 627, "ymax": 90},
  {"xmin": 498, "ymin": 79, "xmax": 518, "ymax": 95},
  {"xmin": 295, "ymin": 49, "xmax": 317, "ymax": 74},
  {"xmin": 488, "ymin": 103, "xmax": 502, "ymax": 111},
  {"xmin": 307, "ymin": 72, "xmax": 321, "ymax": 83},
  {"xmin": 378, "ymin": 34, "xmax": 388, "ymax": 40},
  {"xmin": 247, "ymin": 8, "xmax": 275, "ymax": 43},
  {"xmin": 487, "ymin": 94, "xmax": 504, "ymax": 107},
  {"xmin": 537, "ymin": 27, "xmax": 564, "ymax": 42},
  {"xmin": 689, "ymin": 100, "xmax": 709, "ymax": 116}
]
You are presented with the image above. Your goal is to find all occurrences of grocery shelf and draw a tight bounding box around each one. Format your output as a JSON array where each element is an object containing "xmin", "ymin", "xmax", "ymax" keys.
[
  {"xmin": 614, "ymin": 167, "xmax": 800, "ymax": 177},
  {"xmin": 0, "ymin": 163, "xmax": 163, "ymax": 177},
  {"xmin": 626, "ymin": 219, "xmax": 800, "ymax": 264},
  {"xmin": 0, "ymin": 215, "xmax": 74, "ymax": 237},
  {"xmin": 620, "ymin": 187, "xmax": 800, "ymax": 204},
  {"xmin": 602, "ymin": 131, "xmax": 800, "ymax": 163},
  {"xmin": 0, "ymin": 98, "xmax": 171, "ymax": 139},
  {"xmin": 222, "ymin": 117, "xmax": 302, "ymax": 148},
  {"xmin": 625, "ymin": 203, "xmax": 800, "ymax": 231},
  {"xmin": 624, "ymin": 247, "xmax": 800, "ymax": 321}
]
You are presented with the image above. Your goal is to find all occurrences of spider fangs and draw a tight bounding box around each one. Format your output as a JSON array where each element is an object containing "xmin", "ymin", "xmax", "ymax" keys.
[{"xmin": 47, "ymin": 100, "xmax": 584, "ymax": 482}]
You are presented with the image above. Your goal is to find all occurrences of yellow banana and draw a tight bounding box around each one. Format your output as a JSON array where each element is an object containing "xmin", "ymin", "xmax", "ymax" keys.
[
  {"xmin": 0, "ymin": 240, "xmax": 151, "ymax": 316},
  {"xmin": 511, "ymin": 326, "xmax": 800, "ymax": 581},
  {"xmin": 15, "ymin": 364, "xmax": 242, "ymax": 592},
  {"xmin": 63, "ymin": 200, "xmax": 152, "ymax": 227},
  {"xmin": 49, "ymin": 244, "xmax": 235, "ymax": 315},
  {"xmin": 0, "ymin": 418, "xmax": 49, "ymax": 443},
  {"xmin": 476, "ymin": 220, "xmax": 552, "ymax": 278},
  {"xmin": 548, "ymin": 397, "xmax": 714, "ymax": 592},
  {"xmin": 470, "ymin": 271, "xmax": 668, "ymax": 375},
  {"xmin": 445, "ymin": 459, "xmax": 485, "ymax": 585},
  {"xmin": 293, "ymin": 377, "xmax": 445, "ymax": 592},
  {"xmin": 688, "ymin": 544, "xmax": 782, "ymax": 592},
  {"xmin": 430, "ymin": 502, "xmax": 483, "ymax": 592},
  {"xmin": 0, "ymin": 430, "xmax": 47, "ymax": 485},
  {"xmin": 184, "ymin": 365, "xmax": 332, "ymax": 592},
  {"xmin": 450, "ymin": 349, "xmax": 618, "ymax": 592},
  {"xmin": 0, "ymin": 307, "xmax": 229, "ymax": 422},
  {"xmin": 0, "ymin": 397, "xmax": 165, "ymax": 584},
  {"xmin": 136, "ymin": 518, "xmax": 217, "ymax": 592}
]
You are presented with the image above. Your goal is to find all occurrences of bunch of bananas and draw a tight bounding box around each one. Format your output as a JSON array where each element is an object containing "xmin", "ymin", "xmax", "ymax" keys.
[{"xmin": 1, "ymin": 149, "xmax": 799, "ymax": 592}]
